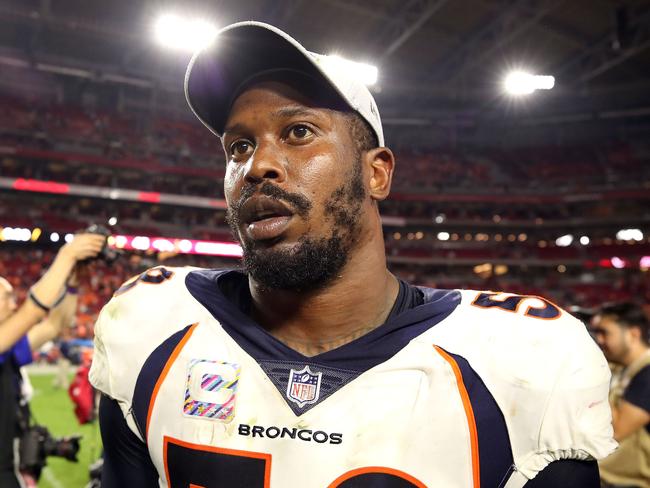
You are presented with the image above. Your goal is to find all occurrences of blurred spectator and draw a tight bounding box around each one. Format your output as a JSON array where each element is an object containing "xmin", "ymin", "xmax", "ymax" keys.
[{"xmin": 590, "ymin": 302, "xmax": 650, "ymax": 488}]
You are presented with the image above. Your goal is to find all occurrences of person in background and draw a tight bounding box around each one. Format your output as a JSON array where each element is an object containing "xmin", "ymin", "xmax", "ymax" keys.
[
  {"xmin": 0, "ymin": 234, "xmax": 104, "ymax": 488},
  {"xmin": 0, "ymin": 234, "xmax": 105, "ymax": 353},
  {"xmin": 591, "ymin": 302, "xmax": 650, "ymax": 488}
]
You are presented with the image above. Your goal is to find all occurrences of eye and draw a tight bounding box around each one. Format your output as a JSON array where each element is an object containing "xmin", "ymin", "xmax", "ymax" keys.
[
  {"xmin": 229, "ymin": 139, "xmax": 254, "ymax": 158},
  {"xmin": 287, "ymin": 124, "xmax": 314, "ymax": 141}
]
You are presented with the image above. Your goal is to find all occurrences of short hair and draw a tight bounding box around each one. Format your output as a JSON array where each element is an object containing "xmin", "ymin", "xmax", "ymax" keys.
[
  {"xmin": 346, "ymin": 112, "xmax": 378, "ymax": 155},
  {"xmin": 598, "ymin": 301, "xmax": 649, "ymax": 344}
]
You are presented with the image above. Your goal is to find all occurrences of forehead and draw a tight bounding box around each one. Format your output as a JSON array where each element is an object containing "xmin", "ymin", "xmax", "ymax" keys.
[{"xmin": 594, "ymin": 314, "xmax": 622, "ymax": 331}]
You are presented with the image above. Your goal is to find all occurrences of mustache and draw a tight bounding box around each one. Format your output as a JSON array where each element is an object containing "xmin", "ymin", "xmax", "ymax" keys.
[{"xmin": 230, "ymin": 182, "xmax": 312, "ymax": 220}]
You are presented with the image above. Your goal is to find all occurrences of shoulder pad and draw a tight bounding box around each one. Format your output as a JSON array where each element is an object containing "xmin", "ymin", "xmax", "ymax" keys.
[
  {"xmin": 89, "ymin": 266, "xmax": 210, "ymax": 407},
  {"xmin": 424, "ymin": 289, "xmax": 615, "ymax": 480}
]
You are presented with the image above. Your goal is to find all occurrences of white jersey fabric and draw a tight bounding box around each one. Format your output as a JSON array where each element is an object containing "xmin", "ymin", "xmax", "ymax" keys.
[{"xmin": 89, "ymin": 266, "xmax": 616, "ymax": 488}]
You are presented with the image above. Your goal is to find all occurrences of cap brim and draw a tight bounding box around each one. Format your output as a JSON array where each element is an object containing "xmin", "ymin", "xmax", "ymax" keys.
[{"xmin": 185, "ymin": 22, "xmax": 334, "ymax": 138}]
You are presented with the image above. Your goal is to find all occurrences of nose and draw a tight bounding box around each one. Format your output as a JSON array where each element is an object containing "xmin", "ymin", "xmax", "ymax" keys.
[{"xmin": 243, "ymin": 142, "xmax": 286, "ymax": 185}]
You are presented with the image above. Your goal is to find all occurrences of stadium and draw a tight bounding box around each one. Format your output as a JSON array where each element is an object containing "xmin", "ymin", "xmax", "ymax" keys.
[{"xmin": 0, "ymin": 1, "xmax": 649, "ymax": 487}]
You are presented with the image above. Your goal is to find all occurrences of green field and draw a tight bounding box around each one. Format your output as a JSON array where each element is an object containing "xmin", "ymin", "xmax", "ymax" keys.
[{"xmin": 27, "ymin": 372, "xmax": 102, "ymax": 488}]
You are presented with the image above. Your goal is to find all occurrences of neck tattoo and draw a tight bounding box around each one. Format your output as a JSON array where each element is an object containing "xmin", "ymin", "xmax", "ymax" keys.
[{"xmin": 275, "ymin": 323, "xmax": 380, "ymax": 357}]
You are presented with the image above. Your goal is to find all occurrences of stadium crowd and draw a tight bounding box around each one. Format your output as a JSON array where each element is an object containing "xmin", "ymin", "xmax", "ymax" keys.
[{"xmin": 2, "ymin": 94, "xmax": 649, "ymax": 197}]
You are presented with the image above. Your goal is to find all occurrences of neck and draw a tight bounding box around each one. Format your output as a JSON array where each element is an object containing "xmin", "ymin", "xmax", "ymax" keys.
[
  {"xmin": 248, "ymin": 233, "xmax": 399, "ymax": 357},
  {"xmin": 622, "ymin": 343, "xmax": 650, "ymax": 368}
]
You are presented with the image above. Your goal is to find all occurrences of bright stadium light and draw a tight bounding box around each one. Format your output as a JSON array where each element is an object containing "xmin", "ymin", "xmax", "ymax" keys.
[
  {"xmin": 579, "ymin": 236, "xmax": 590, "ymax": 245},
  {"xmin": 504, "ymin": 71, "xmax": 555, "ymax": 96},
  {"xmin": 154, "ymin": 14, "xmax": 218, "ymax": 52},
  {"xmin": 114, "ymin": 235, "xmax": 128, "ymax": 248},
  {"xmin": 152, "ymin": 238, "xmax": 175, "ymax": 252},
  {"xmin": 179, "ymin": 239, "xmax": 193, "ymax": 253},
  {"xmin": 132, "ymin": 236, "xmax": 151, "ymax": 251},
  {"xmin": 50, "ymin": 232, "xmax": 60, "ymax": 243},
  {"xmin": 437, "ymin": 232, "xmax": 450, "ymax": 241},
  {"xmin": 322, "ymin": 54, "xmax": 378, "ymax": 86},
  {"xmin": 108, "ymin": 216, "xmax": 118, "ymax": 226},
  {"xmin": 0, "ymin": 227, "xmax": 31, "ymax": 242},
  {"xmin": 640, "ymin": 256, "xmax": 650, "ymax": 269},
  {"xmin": 616, "ymin": 228, "xmax": 643, "ymax": 242},
  {"xmin": 555, "ymin": 234, "xmax": 573, "ymax": 247}
]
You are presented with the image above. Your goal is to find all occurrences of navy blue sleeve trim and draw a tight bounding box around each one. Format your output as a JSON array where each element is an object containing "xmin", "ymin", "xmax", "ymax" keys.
[
  {"xmin": 131, "ymin": 324, "xmax": 196, "ymax": 440},
  {"xmin": 444, "ymin": 350, "xmax": 514, "ymax": 487},
  {"xmin": 523, "ymin": 460, "xmax": 599, "ymax": 488},
  {"xmin": 99, "ymin": 396, "xmax": 159, "ymax": 487},
  {"xmin": 623, "ymin": 364, "xmax": 650, "ymax": 413}
]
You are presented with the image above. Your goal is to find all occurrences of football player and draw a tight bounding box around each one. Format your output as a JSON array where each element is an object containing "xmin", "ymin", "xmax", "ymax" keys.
[{"xmin": 90, "ymin": 22, "xmax": 616, "ymax": 487}]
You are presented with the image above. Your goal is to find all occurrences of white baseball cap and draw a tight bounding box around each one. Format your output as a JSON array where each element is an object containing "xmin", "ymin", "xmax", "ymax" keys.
[{"xmin": 185, "ymin": 21, "xmax": 384, "ymax": 146}]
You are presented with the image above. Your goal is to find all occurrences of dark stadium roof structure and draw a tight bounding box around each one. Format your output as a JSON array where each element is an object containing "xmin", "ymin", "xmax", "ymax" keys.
[{"xmin": 1, "ymin": 0, "xmax": 649, "ymax": 146}]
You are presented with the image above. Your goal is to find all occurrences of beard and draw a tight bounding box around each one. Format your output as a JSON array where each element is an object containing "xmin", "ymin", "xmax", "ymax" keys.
[
  {"xmin": 603, "ymin": 340, "xmax": 630, "ymax": 364},
  {"xmin": 226, "ymin": 161, "xmax": 366, "ymax": 292}
]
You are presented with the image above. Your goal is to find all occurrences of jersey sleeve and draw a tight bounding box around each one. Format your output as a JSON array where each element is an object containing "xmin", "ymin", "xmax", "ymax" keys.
[
  {"xmin": 439, "ymin": 290, "xmax": 618, "ymax": 487},
  {"xmin": 522, "ymin": 460, "xmax": 599, "ymax": 488},
  {"xmin": 89, "ymin": 303, "xmax": 115, "ymax": 399},
  {"xmin": 89, "ymin": 266, "xmax": 205, "ymax": 438},
  {"xmin": 517, "ymin": 315, "xmax": 617, "ymax": 479}
]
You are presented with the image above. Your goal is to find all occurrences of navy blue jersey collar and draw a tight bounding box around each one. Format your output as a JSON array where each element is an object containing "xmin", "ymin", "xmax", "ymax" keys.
[{"xmin": 185, "ymin": 268, "xmax": 460, "ymax": 373}]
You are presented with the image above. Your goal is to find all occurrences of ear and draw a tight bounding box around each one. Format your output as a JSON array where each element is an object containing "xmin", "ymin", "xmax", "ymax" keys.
[
  {"xmin": 629, "ymin": 325, "xmax": 643, "ymax": 343},
  {"xmin": 364, "ymin": 147, "xmax": 395, "ymax": 201}
]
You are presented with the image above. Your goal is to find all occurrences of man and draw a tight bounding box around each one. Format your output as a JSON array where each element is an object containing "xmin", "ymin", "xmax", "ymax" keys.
[
  {"xmin": 0, "ymin": 233, "xmax": 104, "ymax": 487},
  {"xmin": 90, "ymin": 22, "xmax": 616, "ymax": 487},
  {"xmin": 591, "ymin": 302, "xmax": 650, "ymax": 488}
]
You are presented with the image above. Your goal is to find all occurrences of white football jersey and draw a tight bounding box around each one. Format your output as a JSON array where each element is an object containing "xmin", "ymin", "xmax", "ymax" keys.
[{"xmin": 89, "ymin": 266, "xmax": 616, "ymax": 488}]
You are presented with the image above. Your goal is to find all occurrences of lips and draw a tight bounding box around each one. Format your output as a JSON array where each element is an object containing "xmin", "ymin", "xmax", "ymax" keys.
[{"xmin": 240, "ymin": 196, "xmax": 295, "ymax": 241}]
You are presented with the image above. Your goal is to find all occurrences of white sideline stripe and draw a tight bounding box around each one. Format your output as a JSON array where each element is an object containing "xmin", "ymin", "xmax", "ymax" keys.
[{"xmin": 42, "ymin": 467, "xmax": 65, "ymax": 488}]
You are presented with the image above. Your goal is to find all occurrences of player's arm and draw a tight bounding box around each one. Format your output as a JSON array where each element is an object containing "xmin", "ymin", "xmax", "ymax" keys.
[
  {"xmin": 520, "ymin": 313, "xmax": 616, "ymax": 484},
  {"xmin": 610, "ymin": 365, "xmax": 650, "ymax": 441},
  {"xmin": 99, "ymin": 395, "xmax": 159, "ymax": 487},
  {"xmin": 523, "ymin": 460, "xmax": 599, "ymax": 487}
]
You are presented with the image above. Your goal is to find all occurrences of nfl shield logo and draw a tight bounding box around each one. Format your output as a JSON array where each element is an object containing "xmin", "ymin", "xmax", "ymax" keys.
[{"xmin": 286, "ymin": 366, "xmax": 322, "ymax": 408}]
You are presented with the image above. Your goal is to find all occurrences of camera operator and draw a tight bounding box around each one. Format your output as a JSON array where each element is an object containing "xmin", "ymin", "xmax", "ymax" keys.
[{"xmin": 0, "ymin": 233, "xmax": 105, "ymax": 488}]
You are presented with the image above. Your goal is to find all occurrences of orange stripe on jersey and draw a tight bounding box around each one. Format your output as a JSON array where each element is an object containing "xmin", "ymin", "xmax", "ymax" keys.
[
  {"xmin": 434, "ymin": 345, "xmax": 481, "ymax": 488},
  {"xmin": 327, "ymin": 466, "xmax": 427, "ymax": 488},
  {"xmin": 163, "ymin": 436, "xmax": 272, "ymax": 488},
  {"xmin": 146, "ymin": 322, "xmax": 199, "ymax": 440}
]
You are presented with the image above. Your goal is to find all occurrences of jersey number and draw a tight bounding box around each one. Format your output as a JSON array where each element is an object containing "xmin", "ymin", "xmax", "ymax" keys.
[
  {"xmin": 164, "ymin": 437, "xmax": 425, "ymax": 487},
  {"xmin": 471, "ymin": 292, "xmax": 561, "ymax": 320},
  {"xmin": 114, "ymin": 267, "xmax": 174, "ymax": 296}
]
